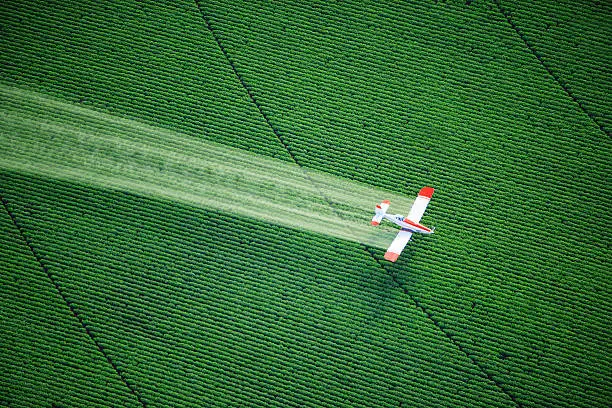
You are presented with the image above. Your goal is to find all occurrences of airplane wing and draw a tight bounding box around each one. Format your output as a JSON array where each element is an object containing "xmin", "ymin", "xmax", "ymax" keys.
[
  {"xmin": 384, "ymin": 229, "xmax": 413, "ymax": 262},
  {"xmin": 406, "ymin": 187, "xmax": 434, "ymax": 223},
  {"xmin": 384, "ymin": 187, "xmax": 434, "ymax": 262}
]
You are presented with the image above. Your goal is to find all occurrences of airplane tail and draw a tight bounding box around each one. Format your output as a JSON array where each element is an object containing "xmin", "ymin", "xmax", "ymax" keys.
[{"xmin": 371, "ymin": 200, "xmax": 390, "ymax": 226}]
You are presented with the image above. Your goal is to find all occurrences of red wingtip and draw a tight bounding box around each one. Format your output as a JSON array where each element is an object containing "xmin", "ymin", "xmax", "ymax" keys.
[
  {"xmin": 382, "ymin": 200, "xmax": 390, "ymax": 205},
  {"xmin": 384, "ymin": 252, "xmax": 400, "ymax": 262},
  {"xmin": 419, "ymin": 187, "xmax": 434, "ymax": 199},
  {"xmin": 371, "ymin": 221, "xmax": 380, "ymax": 226}
]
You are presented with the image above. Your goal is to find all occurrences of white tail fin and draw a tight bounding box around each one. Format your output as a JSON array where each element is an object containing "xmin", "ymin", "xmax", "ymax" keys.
[{"xmin": 371, "ymin": 200, "xmax": 390, "ymax": 226}]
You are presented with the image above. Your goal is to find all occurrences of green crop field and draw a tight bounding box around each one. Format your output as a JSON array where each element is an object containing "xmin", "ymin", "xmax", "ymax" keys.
[{"xmin": 0, "ymin": 1, "xmax": 610, "ymax": 407}]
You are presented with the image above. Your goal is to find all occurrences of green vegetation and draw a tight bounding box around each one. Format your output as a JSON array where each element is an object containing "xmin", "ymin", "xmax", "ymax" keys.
[
  {"xmin": 1, "ymin": 172, "xmax": 515, "ymax": 407},
  {"xmin": 498, "ymin": 0, "xmax": 612, "ymax": 133},
  {"xmin": 0, "ymin": 0, "xmax": 288, "ymax": 159},
  {"xmin": 0, "ymin": 0, "xmax": 610, "ymax": 407},
  {"xmin": 0, "ymin": 190, "xmax": 140, "ymax": 407},
  {"xmin": 203, "ymin": 2, "xmax": 611, "ymax": 404}
]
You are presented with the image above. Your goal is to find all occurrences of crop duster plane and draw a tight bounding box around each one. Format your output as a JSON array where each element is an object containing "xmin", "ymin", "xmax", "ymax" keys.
[{"xmin": 371, "ymin": 187, "xmax": 434, "ymax": 262}]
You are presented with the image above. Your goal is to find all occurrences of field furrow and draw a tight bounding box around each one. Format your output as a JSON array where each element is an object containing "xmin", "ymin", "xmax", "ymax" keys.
[
  {"xmin": 1, "ymin": 172, "xmax": 517, "ymax": 407},
  {"xmin": 0, "ymin": 0, "xmax": 609, "ymax": 406},
  {"xmin": 200, "ymin": 1, "xmax": 611, "ymax": 406},
  {"xmin": 0, "ymin": 197, "xmax": 142, "ymax": 407}
]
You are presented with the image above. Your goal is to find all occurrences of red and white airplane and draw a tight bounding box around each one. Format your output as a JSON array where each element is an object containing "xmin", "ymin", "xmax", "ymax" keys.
[{"xmin": 371, "ymin": 186, "xmax": 434, "ymax": 262}]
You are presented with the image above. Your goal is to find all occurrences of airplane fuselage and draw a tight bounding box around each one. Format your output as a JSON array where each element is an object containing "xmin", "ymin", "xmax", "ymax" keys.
[{"xmin": 384, "ymin": 214, "xmax": 433, "ymax": 234}]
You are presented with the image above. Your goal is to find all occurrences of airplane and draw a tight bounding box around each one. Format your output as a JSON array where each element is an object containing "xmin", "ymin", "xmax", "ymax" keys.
[{"xmin": 371, "ymin": 186, "xmax": 434, "ymax": 262}]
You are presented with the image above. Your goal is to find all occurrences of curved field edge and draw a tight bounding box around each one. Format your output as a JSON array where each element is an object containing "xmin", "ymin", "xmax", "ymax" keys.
[
  {"xmin": 0, "ymin": 0, "xmax": 609, "ymax": 407},
  {"xmin": 201, "ymin": 1, "xmax": 612, "ymax": 406},
  {"xmin": 497, "ymin": 0, "xmax": 612, "ymax": 134},
  {"xmin": 0, "ymin": 196, "xmax": 141, "ymax": 407},
  {"xmin": 1, "ymin": 171, "xmax": 516, "ymax": 408},
  {"xmin": 0, "ymin": 0, "xmax": 291, "ymax": 160}
]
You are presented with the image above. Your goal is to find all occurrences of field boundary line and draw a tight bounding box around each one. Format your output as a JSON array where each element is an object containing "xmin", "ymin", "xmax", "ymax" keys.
[
  {"xmin": 0, "ymin": 196, "xmax": 148, "ymax": 408},
  {"xmin": 194, "ymin": 1, "xmax": 297, "ymax": 163},
  {"xmin": 494, "ymin": 0, "xmax": 609, "ymax": 137},
  {"xmin": 364, "ymin": 247, "xmax": 522, "ymax": 407},
  {"xmin": 196, "ymin": 4, "xmax": 521, "ymax": 406}
]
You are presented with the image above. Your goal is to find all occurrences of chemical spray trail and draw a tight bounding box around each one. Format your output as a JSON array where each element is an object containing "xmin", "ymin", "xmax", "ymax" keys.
[{"xmin": 0, "ymin": 85, "xmax": 414, "ymax": 249}]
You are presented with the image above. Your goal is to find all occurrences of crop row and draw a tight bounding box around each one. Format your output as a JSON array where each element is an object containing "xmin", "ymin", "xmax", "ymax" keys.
[
  {"xmin": 203, "ymin": 1, "xmax": 611, "ymax": 407},
  {"xmin": 498, "ymin": 0, "xmax": 611, "ymax": 134},
  {"xmin": 1, "ymin": 0, "xmax": 609, "ymax": 406},
  {"xmin": 0, "ymin": 0, "xmax": 291, "ymax": 160},
  {"xmin": 0, "ymin": 201, "xmax": 140, "ymax": 407},
  {"xmin": 0, "ymin": 170, "xmax": 515, "ymax": 408}
]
